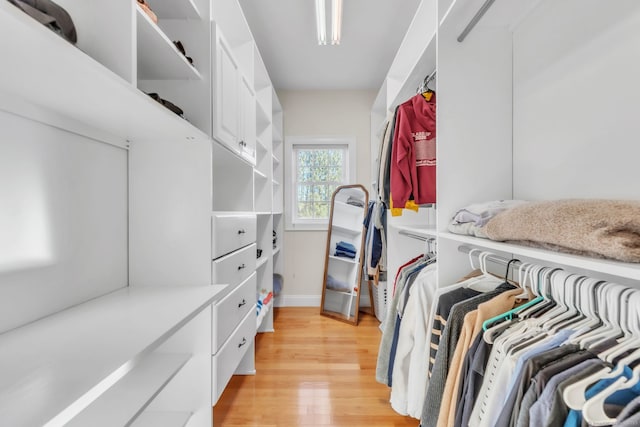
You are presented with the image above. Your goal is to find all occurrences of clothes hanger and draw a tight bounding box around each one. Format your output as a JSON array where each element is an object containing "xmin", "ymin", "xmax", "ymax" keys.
[
  {"xmin": 485, "ymin": 266, "xmax": 557, "ymax": 350},
  {"xmin": 480, "ymin": 258, "xmax": 522, "ymax": 331},
  {"xmin": 480, "ymin": 262, "xmax": 537, "ymax": 344},
  {"xmin": 560, "ymin": 278, "xmax": 603, "ymax": 336},
  {"xmin": 563, "ymin": 285, "xmax": 638, "ymax": 410},
  {"xmin": 545, "ymin": 274, "xmax": 585, "ymax": 334},
  {"xmin": 581, "ymin": 291, "xmax": 640, "ymax": 426}
]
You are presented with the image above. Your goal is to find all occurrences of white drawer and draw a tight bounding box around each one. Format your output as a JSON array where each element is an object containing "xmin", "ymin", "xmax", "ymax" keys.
[
  {"xmin": 212, "ymin": 272, "xmax": 256, "ymax": 352},
  {"xmin": 212, "ymin": 308, "xmax": 256, "ymax": 405},
  {"xmin": 212, "ymin": 213, "xmax": 256, "ymax": 259},
  {"xmin": 212, "ymin": 243, "xmax": 256, "ymax": 286}
]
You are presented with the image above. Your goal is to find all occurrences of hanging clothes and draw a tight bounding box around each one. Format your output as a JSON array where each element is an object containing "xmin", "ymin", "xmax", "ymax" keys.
[{"xmin": 390, "ymin": 92, "xmax": 436, "ymax": 216}]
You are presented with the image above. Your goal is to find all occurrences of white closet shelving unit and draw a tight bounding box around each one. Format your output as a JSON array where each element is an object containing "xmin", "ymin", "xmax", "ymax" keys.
[
  {"xmin": 0, "ymin": 0, "xmax": 284, "ymax": 423},
  {"xmin": 373, "ymin": 0, "xmax": 640, "ymax": 298}
]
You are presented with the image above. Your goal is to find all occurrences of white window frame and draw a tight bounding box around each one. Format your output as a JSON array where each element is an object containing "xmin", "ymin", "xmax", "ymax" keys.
[{"xmin": 285, "ymin": 136, "xmax": 356, "ymax": 231}]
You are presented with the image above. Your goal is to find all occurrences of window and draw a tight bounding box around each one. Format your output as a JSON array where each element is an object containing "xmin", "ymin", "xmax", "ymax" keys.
[{"xmin": 285, "ymin": 137, "xmax": 356, "ymax": 230}]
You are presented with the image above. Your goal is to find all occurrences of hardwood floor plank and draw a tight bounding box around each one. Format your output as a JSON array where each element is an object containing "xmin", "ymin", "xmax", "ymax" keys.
[{"xmin": 214, "ymin": 307, "xmax": 418, "ymax": 426}]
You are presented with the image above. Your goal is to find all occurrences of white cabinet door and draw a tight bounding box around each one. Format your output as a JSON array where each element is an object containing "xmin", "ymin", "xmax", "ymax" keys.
[
  {"xmin": 214, "ymin": 31, "xmax": 239, "ymax": 150},
  {"xmin": 239, "ymin": 75, "xmax": 256, "ymax": 164}
]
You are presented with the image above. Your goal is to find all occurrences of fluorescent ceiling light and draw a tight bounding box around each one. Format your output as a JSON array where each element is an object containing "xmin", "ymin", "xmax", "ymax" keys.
[
  {"xmin": 315, "ymin": 0, "xmax": 327, "ymax": 45},
  {"xmin": 331, "ymin": 0, "xmax": 342, "ymax": 45}
]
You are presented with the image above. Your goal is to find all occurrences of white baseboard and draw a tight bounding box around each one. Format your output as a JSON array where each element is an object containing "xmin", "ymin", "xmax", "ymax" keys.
[{"xmin": 273, "ymin": 293, "xmax": 371, "ymax": 308}]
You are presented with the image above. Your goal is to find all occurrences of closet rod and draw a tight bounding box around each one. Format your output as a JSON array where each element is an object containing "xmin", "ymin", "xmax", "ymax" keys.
[
  {"xmin": 457, "ymin": 0, "xmax": 496, "ymax": 42},
  {"xmin": 458, "ymin": 245, "xmax": 521, "ymax": 268}
]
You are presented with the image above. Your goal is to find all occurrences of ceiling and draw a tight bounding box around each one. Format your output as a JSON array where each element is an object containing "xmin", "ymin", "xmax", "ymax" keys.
[{"xmin": 238, "ymin": 0, "xmax": 421, "ymax": 91}]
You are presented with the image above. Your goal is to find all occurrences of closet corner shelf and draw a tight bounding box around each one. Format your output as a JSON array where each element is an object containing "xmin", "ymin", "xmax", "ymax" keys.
[
  {"xmin": 256, "ymin": 136, "xmax": 269, "ymax": 152},
  {"xmin": 329, "ymin": 255, "xmax": 358, "ymax": 265},
  {"xmin": 273, "ymin": 246, "xmax": 281, "ymax": 256},
  {"xmin": 439, "ymin": 232, "xmax": 640, "ymax": 280},
  {"xmin": 256, "ymin": 102, "xmax": 271, "ymax": 132},
  {"xmin": 132, "ymin": 411, "xmax": 192, "ymax": 427},
  {"xmin": 272, "ymin": 154, "xmax": 280, "ymax": 165},
  {"xmin": 272, "ymin": 211, "xmax": 283, "ymax": 216},
  {"xmin": 0, "ymin": 3, "xmax": 209, "ymax": 145},
  {"xmin": 150, "ymin": 0, "xmax": 201, "ymax": 20},
  {"xmin": 256, "ymin": 299, "xmax": 272, "ymax": 330},
  {"xmin": 256, "ymin": 256, "xmax": 269, "ymax": 269},
  {"xmin": 255, "ymin": 211, "xmax": 272, "ymax": 216},
  {"xmin": 272, "ymin": 127, "xmax": 283, "ymax": 142},
  {"xmin": 136, "ymin": 7, "xmax": 203, "ymax": 81},
  {"xmin": 272, "ymin": 179, "xmax": 281, "ymax": 187},
  {"xmin": 253, "ymin": 169, "xmax": 268, "ymax": 180},
  {"xmin": 0, "ymin": 285, "xmax": 227, "ymax": 427}
]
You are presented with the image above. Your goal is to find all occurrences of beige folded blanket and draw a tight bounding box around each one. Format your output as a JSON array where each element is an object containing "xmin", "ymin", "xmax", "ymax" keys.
[{"xmin": 484, "ymin": 199, "xmax": 640, "ymax": 263}]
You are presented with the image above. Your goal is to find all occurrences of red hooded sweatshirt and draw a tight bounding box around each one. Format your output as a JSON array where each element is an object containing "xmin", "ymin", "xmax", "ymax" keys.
[{"xmin": 390, "ymin": 93, "xmax": 436, "ymax": 210}]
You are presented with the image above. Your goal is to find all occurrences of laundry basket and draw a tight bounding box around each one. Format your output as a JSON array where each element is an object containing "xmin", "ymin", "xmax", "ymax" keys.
[{"xmin": 372, "ymin": 279, "xmax": 388, "ymax": 323}]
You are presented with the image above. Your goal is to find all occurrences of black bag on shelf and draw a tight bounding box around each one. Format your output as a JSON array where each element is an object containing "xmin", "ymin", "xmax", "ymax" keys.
[{"xmin": 7, "ymin": 0, "xmax": 77, "ymax": 44}]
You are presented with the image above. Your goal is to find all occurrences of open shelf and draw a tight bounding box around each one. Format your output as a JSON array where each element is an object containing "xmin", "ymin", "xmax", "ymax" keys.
[
  {"xmin": 273, "ymin": 246, "xmax": 281, "ymax": 256},
  {"xmin": 136, "ymin": 7, "xmax": 203, "ymax": 80},
  {"xmin": 439, "ymin": 232, "xmax": 640, "ymax": 281},
  {"xmin": 256, "ymin": 299, "xmax": 272, "ymax": 329},
  {"xmin": 132, "ymin": 411, "xmax": 192, "ymax": 427},
  {"xmin": 149, "ymin": 0, "xmax": 202, "ymax": 20},
  {"xmin": 0, "ymin": 2, "xmax": 209, "ymax": 145},
  {"xmin": 325, "ymin": 288, "xmax": 355, "ymax": 297},
  {"xmin": 256, "ymin": 256, "xmax": 269, "ymax": 269},
  {"xmin": 272, "ymin": 154, "xmax": 280, "ymax": 165},
  {"xmin": 329, "ymin": 255, "xmax": 358, "ymax": 265},
  {"xmin": 67, "ymin": 353, "xmax": 191, "ymax": 427},
  {"xmin": 332, "ymin": 224, "xmax": 362, "ymax": 237},
  {"xmin": 0, "ymin": 285, "xmax": 226, "ymax": 427},
  {"xmin": 253, "ymin": 169, "xmax": 268, "ymax": 180}
]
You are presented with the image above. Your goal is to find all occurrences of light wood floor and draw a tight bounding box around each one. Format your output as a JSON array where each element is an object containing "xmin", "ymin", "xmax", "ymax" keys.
[{"xmin": 214, "ymin": 307, "xmax": 419, "ymax": 427}]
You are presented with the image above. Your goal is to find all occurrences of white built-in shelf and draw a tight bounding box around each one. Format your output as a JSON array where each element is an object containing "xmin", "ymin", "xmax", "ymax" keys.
[
  {"xmin": 254, "ymin": 169, "xmax": 268, "ymax": 180},
  {"xmin": 255, "ymin": 211, "xmax": 272, "ymax": 216},
  {"xmin": 0, "ymin": 3, "xmax": 209, "ymax": 145},
  {"xmin": 136, "ymin": 7, "xmax": 202, "ymax": 81},
  {"xmin": 256, "ymin": 256, "xmax": 269, "ymax": 269},
  {"xmin": 439, "ymin": 232, "xmax": 640, "ymax": 281},
  {"xmin": 396, "ymin": 225, "xmax": 438, "ymax": 240},
  {"xmin": 273, "ymin": 211, "xmax": 283, "ymax": 216},
  {"xmin": 256, "ymin": 299, "xmax": 272, "ymax": 329},
  {"xmin": 0, "ymin": 285, "xmax": 226, "ymax": 427},
  {"xmin": 330, "ymin": 255, "xmax": 358, "ymax": 265},
  {"xmin": 66, "ymin": 353, "xmax": 191, "ymax": 427},
  {"xmin": 272, "ymin": 154, "xmax": 280, "ymax": 165},
  {"xmin": 332, "ymin": 224, "xmax": 362, "ymax": 237},
  {"xmin": 273, "ymin": 246, "xmax": 281, "ymax": 256},
  {"xmin": 256, "ymin": 135, "xmax": 269, "ymax": 151},
  {"xmin": 256, "ymin": 101, "xmax": 271, "ymax": 133},
  {"xmin": 272, "ymin": 126, "xmax": 283, "ymax": 142},
  {"xmin": 272, "ymin": 179, "xmax": 281, "ymax": 187},
  {"xmin": 149, "ymin": 0, "xmax": 201, "ymax": 20},
  {"xmin": 132, "ymin": 411, "xmax": 192, "ymax": 427}
]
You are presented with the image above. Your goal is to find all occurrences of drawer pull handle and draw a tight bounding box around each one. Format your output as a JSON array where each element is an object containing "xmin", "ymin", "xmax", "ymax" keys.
[
  {"xmin": 238, "ymin": 299, "xmax": 246, "ymax": 308},
  {"xmin": 238, "ymin": 229, "xmax": 246, "ymax": 234},
  {"xmin": 238, "ymin": 263, "xmax": 246, "ymax": 270},
  {"xmin": 238, "ymin": 337, "xmax": 247, "ymax": 348}
]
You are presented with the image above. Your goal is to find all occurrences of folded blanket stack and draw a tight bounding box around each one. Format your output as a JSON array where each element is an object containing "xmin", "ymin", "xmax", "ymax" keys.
[
  {"xmin": 335, "ymin": 240, "xmax": 357, "ymax": 259},
  {"xmin": 484, "ymin": 199, "xmax": 640, "ymax": 263}
]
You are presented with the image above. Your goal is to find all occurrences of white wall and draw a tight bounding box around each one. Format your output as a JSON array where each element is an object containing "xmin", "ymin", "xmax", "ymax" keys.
[
  {"xmin": 513, "ymin": 0, "xmax": 640, "ymax": 200},
  {"xmin": 277, "ymin": 90, "xmax": 376, "ymax": 306}
]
